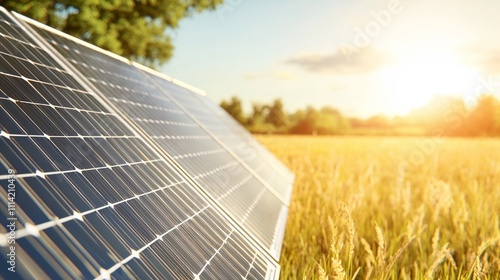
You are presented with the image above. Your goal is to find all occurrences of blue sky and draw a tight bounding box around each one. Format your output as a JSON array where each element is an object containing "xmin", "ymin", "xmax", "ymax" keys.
[{"xmin": 161, "ymin": 0, "xmax": 500, "ymax": 117}]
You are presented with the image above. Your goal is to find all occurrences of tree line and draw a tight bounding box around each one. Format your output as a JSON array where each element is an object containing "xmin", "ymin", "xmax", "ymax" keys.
[{"xmin": 220, "ymin": 94, "xmax": 500, "ymax": 136}]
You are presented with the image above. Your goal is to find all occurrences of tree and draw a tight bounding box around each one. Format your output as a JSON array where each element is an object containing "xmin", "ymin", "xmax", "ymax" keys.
[
  {"xmin": 465, "ymin": 95, "xmax": 500, "ymax": 136},
  {"xmin": 220, "ymin": 96, "xmax": 246, "ymax": 125},
  {"xmin": 289, "ymin": 107, "xmax": 318, "ymax": 135},
  {"xmin": 1, "ymin": 0, "xmax": 223, "ymax": 67},
  {"xmin": 264, "ymin": 99, "xmax": 288, "ymax": 128},
  {"xmin": 247, "ymin": 103, "xmax": 266, "ymax": 126},
  {"xmin": 289, "ymin": 106, "xmax": 349, "ymax": 135},
  {"xmin": 408, "ymin": 95, "xmax": 469, "ymax": 136}
]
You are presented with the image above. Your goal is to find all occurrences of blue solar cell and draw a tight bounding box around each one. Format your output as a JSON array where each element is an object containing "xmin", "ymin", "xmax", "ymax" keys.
[{"xmin": 0, "ymin": 8, "xmax": 285, "ymax": 279}]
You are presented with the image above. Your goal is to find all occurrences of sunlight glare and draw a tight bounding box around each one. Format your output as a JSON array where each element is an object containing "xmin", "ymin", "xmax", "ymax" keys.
[{"xmin": 375, "ymin": 50, "xmax": 479, "ymax": 115}]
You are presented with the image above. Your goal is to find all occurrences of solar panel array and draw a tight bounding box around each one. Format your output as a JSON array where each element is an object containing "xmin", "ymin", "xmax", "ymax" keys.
[{"xmin": 0, "ymin": 8, "xmax": 293, "ymax": 280}]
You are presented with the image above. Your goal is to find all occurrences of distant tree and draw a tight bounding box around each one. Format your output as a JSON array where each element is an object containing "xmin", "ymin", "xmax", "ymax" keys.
[
  {"xmin": 365, "ymin": 115, "xmax": 390, "ymax": 128},
  {"xmin": 247, "ymin": 103, "xmax": 266, "ymax": 126},
  {"xmin": 289, "ymin": 106, "xmax": 349, "ymax": 135},
  {"xmin": 289, "ymin": 107, "xmax": 317, "ymax": 135},
  {"xmin": 408, "ymin": 95, "xmax": 469, "ymax": 136},
  {"xmin": 465, "ymin": 95, "xmax": 500, "ymax": 136},
  {"xmin": 264, "ymin": 99, "xmax": 288, "ymax": 128},
  {"xmin": 1, "ymin": 0, "xmax": 223, "ymax": 67},
  {"xmin": 317, "ymin": 106, "xmax": 350, "ymax": 134},
  {"xmin": 220, "ymin": 96, "xmax": 246, "ymax": 125}
]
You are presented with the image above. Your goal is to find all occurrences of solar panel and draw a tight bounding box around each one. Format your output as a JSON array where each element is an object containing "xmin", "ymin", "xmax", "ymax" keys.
[
  {"xmin": 194, "ymin": 95, "xmax": 295, "ymax": 182},
  {"xmin": 144, "ymin": 79, "xmax": 295, "ymax": 202},
  {"xmin": 0, "ymin": 8, "xmax": 282, "ymax": 279},
  {"xmin": 21, "ymin": 18, "xmax": 291, "ymax": 259}
]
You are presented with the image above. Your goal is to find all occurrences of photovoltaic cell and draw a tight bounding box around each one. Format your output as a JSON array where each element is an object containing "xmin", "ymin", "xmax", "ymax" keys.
[
  {"xmin": 142, "ymin": 74, "xmax": 294, "ymax": 202},
  {"xmin": 195, "ymin": 94, "xmax": 295, "ymax": 182},
  {"xmin": 0, "ymin": 8, "xmax": 279, "ymax": 279},
  {"xmin": 25, "ymin": 21, "xmax": 290, "ymax": 257}
]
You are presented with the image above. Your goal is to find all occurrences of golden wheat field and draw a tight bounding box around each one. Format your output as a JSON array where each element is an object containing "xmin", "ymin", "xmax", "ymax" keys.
[{"xmin": 257, "ymin": 136, "xmax": 500, "ymax": 280}]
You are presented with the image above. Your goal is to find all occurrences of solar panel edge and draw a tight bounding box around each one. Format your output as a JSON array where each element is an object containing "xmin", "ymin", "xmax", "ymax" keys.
[
  {"xmin": 133, "ymin": 67, "xmax": 295, "ymax": 205},
  {"xmin": 1, "ymin": 9, "xmax": 283, "ymax": 278},
  {"xmin": 134, "ymin": 49, "xmax": 293, "ymax": 260},
  {"xmin": 187, "ymin": 91, "xmax": 295, "ymax": 202},
  {"xmin": 12, "ymin": 10, "xmax": 285, "ymax": 264},
  {"xmin": 133, "ymin": 65, "xmax": 292, "ymax": 258},
  {"xmin": 187, "ymin": 90, "xmax": 295, "ymax": 180},
  {"xmin": 131, "ymin": 60, "xmax": 293, "ymax": 185},
  {"xmin": 13, "ymin": 9, "xmax": 206, "ymax": 101},
  {"xmin": 132, "ymin": 62, "xmax": 208, "ymax": 97},
  {"xmin": 132, "ymin": 59, "xmax": 292, "ymax": 257},
  {"xmin": 134, "ymin": 64, "xmax": 291, "ymax": 207},
  {"xmin": 132, "ymin": 66, "xmax": 291, "ymax": 260},
  {"xmin": 13, "ymin": 11, "xmax": 293, "ymax": 209},
  {"xmin": 10, "ymin": 12, "xmax": 130, "ymax": 65}
]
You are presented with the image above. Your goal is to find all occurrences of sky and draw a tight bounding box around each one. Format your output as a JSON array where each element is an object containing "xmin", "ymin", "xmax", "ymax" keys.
[{"xmin": 161, "ymin": 0, "xmax": 500, "ymax": 118}]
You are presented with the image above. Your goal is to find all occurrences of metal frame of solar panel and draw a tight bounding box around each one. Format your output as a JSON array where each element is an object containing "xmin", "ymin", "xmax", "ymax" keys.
[
  {"xmin": 0, "ymin": 8, "xmax": 285, "ymax": 279},
  {"xmin": 17, "ymin": 13, "xmax": 293, "ymax": 261},
  {"xmin": 188, "ymin": 94, "xmax": 295, "ymax": 185},
  {"xmin": 135, "ymin": 67, "xmax": 294, "ymax": 204}
]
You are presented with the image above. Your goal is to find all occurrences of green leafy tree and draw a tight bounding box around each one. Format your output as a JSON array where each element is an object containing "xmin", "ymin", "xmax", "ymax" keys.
[
  {"xmin": 290, "ymin": 106, "xmax": 350, "ymax": 135},
  {"xmin": 1, "ymin": 0, "xmax": 223, "ymax": 67},
  {"xmin": 247, "ymin": 103, "xmax": 266, "ymax": 126},
  {"xmin": 264, "ymin": 99, "xmax": 288, "ymax": 128},
  {"xmin": 245, "ymin": 103, "xmax": 276, "ymax": 134}
]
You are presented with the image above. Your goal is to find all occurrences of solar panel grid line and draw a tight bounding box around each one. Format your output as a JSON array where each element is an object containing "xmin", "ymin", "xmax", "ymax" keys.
[
  {"xmin": 19, "ymin": 14, "xmax": 288, "ymax": 260},
  {"xmin": 133, "ymin": 62, "xmax": 290, "ymax": 207},
  {"xmin": 93, "ymin": 205, "xmax": 211, "ymax": 280},
  {"xmin": 190, "ymin": 92, "xmax": 295, "ymax": 182},
  {"xmin": 9, "ymin": 36, "xmax": 278, "ymax": 266},
  {"xmin": 10, "ymin": 12, "xmax": 202, "ymax": 187},
  {"xmin": 0, "ymin": 180, "xmax": 186, "ymax": 244},
  {"xmin": 1, "ymin": 147, "xmax": 280, "ymax": 276},
  {"xmin": 131, "ymin": 61, "xmax": 292, "ymax": 256},
  {"xmin": 137, "ymin": 72, "xmax": 294, "ymax": 205},
  {"xmin": 1, "ymin": 10, "xmax": 281, "ymax": 279},
  {"xmin": 189, "ymin": 111, "xmax": 295, "ymax": 199},
  {"xmin": 0, "ymin": 97, "xmax": 114, "ymax": 117},
  {"xmin": 0, "ymin": 159, "xmax": 163, "ymax": 181},
  {"xmin": 134, "ymin": 66, "xmax": 290, "ymax": 259},
  {"xmin": 141, "ymin": 93, "xmax": 293, "ymax": 247},
  {"xmin": 13, "ymin": 9, "xmax": 284, "ymax": 270}
]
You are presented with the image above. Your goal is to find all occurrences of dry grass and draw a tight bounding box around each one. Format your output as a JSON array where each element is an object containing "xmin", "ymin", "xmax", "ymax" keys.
[{"xmin": 257, "ymin": 136, "xmax": 500, "ymax": 280}]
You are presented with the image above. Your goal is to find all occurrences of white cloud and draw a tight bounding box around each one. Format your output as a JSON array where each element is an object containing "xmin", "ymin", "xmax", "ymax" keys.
[{"xmin": 285, "ymin": 47, "xmax": 392, "ymax": 75}]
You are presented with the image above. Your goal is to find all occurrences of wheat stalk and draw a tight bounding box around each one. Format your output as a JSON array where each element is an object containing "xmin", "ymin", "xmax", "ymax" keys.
[
  {"xmin": 340, "ymin": 202, "xmax": 355, "ymax": 267},
  {"xmin": 375, "ymin": 225, "xmax": 386, "ymax": 268},
  {"xmin": 360, "ymin": 237, "xmax": 376, "ymax": 266},
  {"xmin": 318, "ymin": 264, "xmax": 329, "ymax": 280},
  {"xmin": 385, "ymin": 236, "xmax": 415, "ymax": 277},
  {"xmin": 431, "ymin": 228, "xmax": 440, "ymax": 258},
  {"xmin": 330, "ymin": 226, "xmax": 346, "ymax": 280},
  {"xmin": 425, "ymin": 243, "xmax": 451, "ymax": 279}
]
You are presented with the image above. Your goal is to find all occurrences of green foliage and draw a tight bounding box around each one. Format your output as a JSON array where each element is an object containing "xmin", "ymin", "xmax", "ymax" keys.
[
  {"xmin": 289, "ymin": 107, "xmax": 350, "ymax": 135},
  {"xmin": 220, "ymin": 97, "xmax": 351, "ymax": 135},
  {"xmin": 1, "ymin": 0, "xmax": 223, "ymax": 67},
  {"xmin": 265, "ymin": 99, "xmax": 288, "ymax": 128},
  {"xmin": 221, "ymin": 94, "xmax": 500, "ymax": 136},
  {"xmin": 220, "ymin": 96, "xmax": 246, "ymax": 124}
]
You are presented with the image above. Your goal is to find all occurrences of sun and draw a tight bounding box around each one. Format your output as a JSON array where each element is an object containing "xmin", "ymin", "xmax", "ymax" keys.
[{"xmin": 374, "ymin": 49, "xmax": 480, "ymax": 115}]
